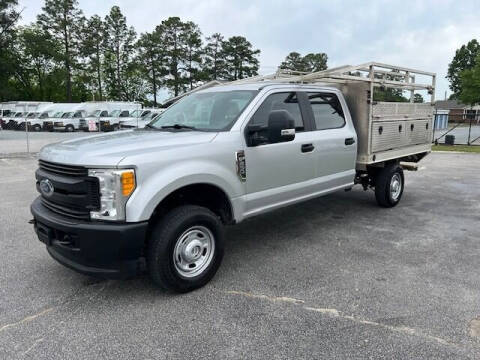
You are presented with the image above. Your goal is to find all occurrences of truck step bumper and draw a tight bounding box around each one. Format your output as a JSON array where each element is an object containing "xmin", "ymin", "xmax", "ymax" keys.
[{"xmin": 31, "ymin": 197, "xmax": 148, "ymax": 279}]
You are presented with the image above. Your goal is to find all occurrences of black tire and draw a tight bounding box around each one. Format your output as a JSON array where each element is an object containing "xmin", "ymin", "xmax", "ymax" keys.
[
  {"xmin": 33, "ymin": 124, "xmax": 42, "ymax": 132},
  {"xmin": 147, "ymin": 205, "xmax": 224, "ymax": 293},
  {"xmin": 65, "ymin": 125, "xmax": 74, "ymax": 132},
  {"xmin": 374, "ymin": 163, "xmax": 404, "ymax": 208}
]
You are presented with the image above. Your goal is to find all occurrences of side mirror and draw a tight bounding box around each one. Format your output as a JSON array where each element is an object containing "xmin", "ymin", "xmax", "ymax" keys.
[{"xmin": 267, "ymin": 110, "xmax": 296, "ymax": 143}]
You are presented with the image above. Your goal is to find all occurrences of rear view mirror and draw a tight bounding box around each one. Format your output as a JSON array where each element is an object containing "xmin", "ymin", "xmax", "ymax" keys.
[{"xmin": 267, "ymin": 110, "xmax": 296, "ymax": 143}]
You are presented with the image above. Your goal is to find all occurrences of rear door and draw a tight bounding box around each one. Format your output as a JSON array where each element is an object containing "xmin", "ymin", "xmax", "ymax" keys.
[{"xmin": 303, "ymin": 91, "xmax": 357, "ymax": 191}]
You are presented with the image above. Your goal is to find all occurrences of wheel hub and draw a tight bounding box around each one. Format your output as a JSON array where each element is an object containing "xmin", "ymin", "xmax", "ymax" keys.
[
  {"xmin": 390, "ymin": 173, "xmax": 402, "ymax": 201},
  {"xmin": 173, "ymin": 226, "xmax": 215, "ymax": 278}
]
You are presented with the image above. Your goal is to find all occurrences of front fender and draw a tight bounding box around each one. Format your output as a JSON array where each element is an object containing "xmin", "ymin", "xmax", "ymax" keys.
[{"xmin": 125, "ymin": 159, "xmax": 245, "ymax": 222}]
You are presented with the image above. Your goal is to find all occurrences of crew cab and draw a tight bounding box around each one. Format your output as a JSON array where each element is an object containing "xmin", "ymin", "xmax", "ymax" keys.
[{"xmin": 31, "ymin": 62, "xmax": 435, "ymax": 293}]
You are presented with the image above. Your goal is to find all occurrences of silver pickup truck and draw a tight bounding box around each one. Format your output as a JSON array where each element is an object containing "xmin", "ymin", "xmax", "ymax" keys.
[{"xmin": 31, "ymin": 62, "xmax": 436, "ymax": 293}]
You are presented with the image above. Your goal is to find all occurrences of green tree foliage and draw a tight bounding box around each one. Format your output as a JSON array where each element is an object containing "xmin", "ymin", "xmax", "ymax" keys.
[
  {"xmin": 413, "ymin": 94, "xmax": 424, "ymax": 103},
  {"xmin": 37, "ymin": 0, "xmax": 85, "ymax": 101},
  {"xmin": 136, "ymin": 29, "xmax": 165, "ymax": 105},
  {"xmin": 0, "ymin": 0, "xmax": 20, "ymax": 48},
  {"xmin": 81, "ymin": 15, "xmax": 105, "ymax": 100},
  {"xmin": 0, "ymin": 0, "xmax": 20, "ymax": 101},
  {"xmin": 0, "ymin": 2, "xmax": 262, "ymax": 103},
  {"xmin": 159, "ymin": 17, "xmax": 190, "ymax": 96},
  {"xmin": 203, "ymin": 33, "xmax": 226, "ymax": 80},
  {"xmin": 104, "ymin": 6, "xmax": 138, "ymax": 100},
  {"xmin": 183, "ymin": 21, "xmax": 203, "ymax": 90},
  {"xmin": 303, "ymin": 53, "xmax": 328, "ymax": 72},
  {"xmin": 221, "ymin": 36, "xmax": 260, "ymax": 80},
  {"xmin": 280, "ymin": 51, "xmax": 327, "ymax": 72},
  {"xmin": 458, "ymin": 54, "xmax": 480, "ymax": 106},
  {"xmin": 280, "ymin": 52, "xmax": 308, "ymax": 72},
  {"xmin": 447, "ymin": 39, "xmax": 480, "ymax": 98},
  {"xmin": 16, "ymin": 25, "xmax": 61, "ymax": 100}
]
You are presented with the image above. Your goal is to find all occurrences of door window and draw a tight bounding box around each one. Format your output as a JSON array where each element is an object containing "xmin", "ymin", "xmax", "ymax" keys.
[
  {"xmin": 307, "ymin": 92, "xmax": 345, "ymax": 130},
  {"xmin": 249, "ymin": 92, "xmax": 305, "ymax": 131}
]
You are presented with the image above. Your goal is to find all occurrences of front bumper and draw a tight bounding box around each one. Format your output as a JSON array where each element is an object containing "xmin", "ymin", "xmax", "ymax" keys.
[{"xmin": 31, "ymin": 197, "xmax": 148, "ymax": 279}]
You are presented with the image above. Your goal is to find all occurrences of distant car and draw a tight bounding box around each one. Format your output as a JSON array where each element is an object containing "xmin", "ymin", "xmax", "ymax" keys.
[
  {"xmin": 119, "ymin": 110, "xmax": 164, "ymax": 129},
  {"xmin": 17, "ymin": 112, "xmax": 40, "ymax": 131}
]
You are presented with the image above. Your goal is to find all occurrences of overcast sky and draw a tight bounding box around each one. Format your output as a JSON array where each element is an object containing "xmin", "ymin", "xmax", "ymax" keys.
[{"xmin": 17, "ymin": 0, "xmax": 480, "ymax": 100}]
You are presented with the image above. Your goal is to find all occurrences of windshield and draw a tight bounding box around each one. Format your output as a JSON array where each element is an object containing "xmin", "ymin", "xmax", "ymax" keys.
[
  {"xmin": 15, "ymin": 112, "xmax": 25, "ymax": 118},
  {"xmin": 129, "ymin": 109, "xmax": 142, "ymax": 117},
  {"xmin": 52, "ymin": 112, "xmax": 63, "ymax": 118},
  {"xmin": 110, "ymin": 110, "xmax": 121, "ymax": 117},
  {"xmin": 27, "ymin": 112, "xmax": 38, "ymax": 118},
  {"xmin": 62, "ymin": 112, "xmax": 73, "ymax": 118},
  {"xmin": 149, "ymin": 90, "xmax": 258, "ymax": 131},
  {"xmin": 87, "ymin": 110, "xmax": 102, "ymax": 117}
]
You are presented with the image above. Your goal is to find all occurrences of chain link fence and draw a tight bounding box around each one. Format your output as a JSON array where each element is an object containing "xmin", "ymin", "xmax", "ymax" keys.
[{"xmin": 433, "ymin": 112, "xmax": 480, "ymax": 146}]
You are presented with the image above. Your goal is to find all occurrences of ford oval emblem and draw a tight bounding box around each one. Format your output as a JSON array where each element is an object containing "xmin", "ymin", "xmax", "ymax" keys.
[{"xmin": 39, "ymin": 179, "xmax": 54, "ymax": 197}]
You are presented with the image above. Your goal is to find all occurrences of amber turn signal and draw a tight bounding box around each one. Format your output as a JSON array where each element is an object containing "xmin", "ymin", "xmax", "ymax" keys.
[{"xmin": 121, "ymin": 171, "xmax": 135, "ymax": 197}]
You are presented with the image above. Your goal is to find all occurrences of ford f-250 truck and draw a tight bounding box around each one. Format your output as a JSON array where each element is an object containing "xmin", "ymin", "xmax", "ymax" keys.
[{"xmin": 31, "ymin": 62, "xmax": 436, "ymax": 293}]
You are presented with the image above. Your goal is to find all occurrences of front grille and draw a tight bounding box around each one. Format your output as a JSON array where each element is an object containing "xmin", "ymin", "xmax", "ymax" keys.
[
  {"xmin": 79, "ymin": 119, "xmax": 86, "ymax": 127},
  {"xmin": 39, "ymin": 160, "xmax": 88, "ymax": 177},
  {"xmin": 54, "ymin": 122, "xmax": 63, "ymax": 127},
  {"xmin": 37, "ymin": 160, "xmax": 99, "ymax": 221},
  {"xmin": 41, "ymin": 198, "xmax": 91, "ymax": 220}
]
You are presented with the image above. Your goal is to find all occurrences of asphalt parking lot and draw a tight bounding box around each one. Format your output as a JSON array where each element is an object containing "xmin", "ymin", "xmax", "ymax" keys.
[{"xmin": 0, "ymin": 152, "xmax": 479, "ymax": 359}]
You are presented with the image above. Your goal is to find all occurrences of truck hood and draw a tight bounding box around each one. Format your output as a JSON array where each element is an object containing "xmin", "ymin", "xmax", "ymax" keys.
[{"xmin": 40, "ymin": 129, "xmax": 218, "ymax": 166}]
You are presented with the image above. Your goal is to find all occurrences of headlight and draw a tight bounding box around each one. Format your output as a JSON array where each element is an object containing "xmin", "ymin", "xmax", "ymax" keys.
[{"xmin": 88, "ymin": 169, "xmax": 136, "ymax": 221}]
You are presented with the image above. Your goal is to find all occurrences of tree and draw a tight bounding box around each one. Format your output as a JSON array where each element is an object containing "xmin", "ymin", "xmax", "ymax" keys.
[
  {"xmin": 222, "ymin": 36, "xmax": 260, "ymax": 80},
  {"xmin": 413, "ymin": 94, "xmax": 424, "ymax": 103},
  {"xmin": 458, "ymin": 54, "xmax": 480, "ymax": 106},
  {"xmin": 0, "ymin": 0, "xmax": 20, "ymax": 48},
  {"xmin": 279, "ymin": 51, "xmax": 327, "ymax": 72},
  {"xmin": 183, "ymin": 21, "xmax": 203, "ymax": 90},
  {"xmin": 303, "ymin": 53, "xmax": 327, "ymax": 72},
  {"xmin": 280, "ymin": 52, "xmax": 308, "ymax": 72},
  {"xmin": 159, "ymin": 17, "xmax": 190, "ymax": 96},
  {"xmin": 136, "ymin": 29, "xmax": 165, "ymax": 105},
  {"xmin": 37, "ymin": 0, "xmax": 84, "ymax": 101},
  {"xmin": 104, "ymin": 6, "xmax": 137, "ymax": 100},
  {"xmin": 203, "ymin": 33, "xmax": 225, "ymax": 80},
  {"xmin": 17, "ymin": 24, "xmax": 60, "ymax": 100},
  {"xmin": 0, "ymin": 0, "xmax": 21, "ymax": 101},
  {"xmin": 81, "ymin": 15, "xmax": 105, "ymax": 100},
  {"xmin": 447, "ymin": 39, "xmax": 480, "ymax": 98}
]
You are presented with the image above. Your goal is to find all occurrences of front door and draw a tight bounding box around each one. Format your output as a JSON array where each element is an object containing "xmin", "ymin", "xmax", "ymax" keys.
[{"xmin": 243, "ymin": 91, "xmax": 318, "ymax": 217}]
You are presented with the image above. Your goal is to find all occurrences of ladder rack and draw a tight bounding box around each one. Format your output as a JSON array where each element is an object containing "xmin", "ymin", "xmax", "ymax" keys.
[{"xmin": 226, "ymin": 62, "xmax": 436, "ymax": 103}]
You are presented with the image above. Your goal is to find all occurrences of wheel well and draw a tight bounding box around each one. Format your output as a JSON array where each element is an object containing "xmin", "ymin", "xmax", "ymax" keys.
[{"xmin": 150, "ymin": 183, "xmax": 234, "ymax": 226}]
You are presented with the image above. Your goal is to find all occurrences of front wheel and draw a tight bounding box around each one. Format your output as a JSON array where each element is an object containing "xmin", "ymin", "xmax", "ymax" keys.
[
  {"xmin": 65, "ymin": 124, "xmax": 74, "ymax": 132},
  {"xmin": 374, "ymin": 164, "xmax": 404, "ymax": 207},
  {"xmin": 147, "ymin": 205, "xmax": 224, "ymax": 293}
]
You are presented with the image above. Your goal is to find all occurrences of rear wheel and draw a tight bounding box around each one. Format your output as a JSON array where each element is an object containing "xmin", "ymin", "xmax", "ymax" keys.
[
  {"xmin": 65, "ymin": 124, "xmax": 74, "ymax": 132},
  {"xmin": 147, "ymin": 205, "xmax": 224, "ymax": 293},
  {"xmin": 374, "ymin": 164, "xmax": 404, "ymax": 207},
  {"xmin": 33, "ymin": 124, "xmax": 42, "ymax": 132}
]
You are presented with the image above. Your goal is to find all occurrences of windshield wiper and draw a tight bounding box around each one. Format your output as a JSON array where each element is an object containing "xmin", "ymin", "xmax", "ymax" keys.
[{"xmin": 160, "ymin": 124, "xmax": 197, "ymax": 130}]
